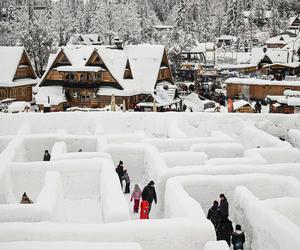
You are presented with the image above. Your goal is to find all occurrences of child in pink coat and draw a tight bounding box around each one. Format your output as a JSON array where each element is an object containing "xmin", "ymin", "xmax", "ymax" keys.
[{"xmin": 130, "ymin": 184, "xmax": 142, "ymax": 213}]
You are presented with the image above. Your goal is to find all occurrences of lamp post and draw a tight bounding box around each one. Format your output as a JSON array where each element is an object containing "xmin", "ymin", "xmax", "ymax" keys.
[{"xmin": 292, "ymin": 36, "xmax": 300, "ymax": 63}]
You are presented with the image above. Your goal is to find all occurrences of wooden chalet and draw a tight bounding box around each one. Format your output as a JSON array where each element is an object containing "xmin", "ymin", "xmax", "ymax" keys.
[
  {"xmin": 35, "ymin": 44, "xmax": 174, "ymax": 110},
  {"xmin": 226, "ymin": 78, "xmax": 300, "ymax": 100},
  {"xmin": 265, "ymin": 35, "xmax": 291, "ymax": 49},
  {"xmin": 289, "ymin": 16, "xmax": 300, "ymax": 35},
  {"xmin": 0, "ymin": 47, "xmax": 38, "ymax": 102}
]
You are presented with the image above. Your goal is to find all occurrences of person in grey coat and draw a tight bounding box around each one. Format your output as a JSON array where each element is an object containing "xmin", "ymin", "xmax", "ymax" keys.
[{"xmin": 122, "ymin": 169, "xmax": 131, "ymax": 193}]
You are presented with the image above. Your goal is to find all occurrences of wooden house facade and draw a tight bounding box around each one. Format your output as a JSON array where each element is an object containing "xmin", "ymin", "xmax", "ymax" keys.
[
  {"xmin": 0, "ymin": 47, "xmax": 38, "ymax": 102},
  {"xmin": 226, "ymin": 78, "xmax": 300, "ymax": 100},
  {"xmin": 36, "ymin": 44, "xmax": 174, "ymax": 110}
]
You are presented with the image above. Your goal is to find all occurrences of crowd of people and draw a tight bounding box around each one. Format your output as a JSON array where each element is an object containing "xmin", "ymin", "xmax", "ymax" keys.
[
  {"xmin": 207, "ymin": 194, "xmax": 245, "ymax": 249},
  {"xmin": 115, "ymin": 160, "xmax": 157, "ymax": 219}
]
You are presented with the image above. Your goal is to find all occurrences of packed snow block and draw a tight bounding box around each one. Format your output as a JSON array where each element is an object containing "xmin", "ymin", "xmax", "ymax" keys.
[
  {"xmin": 190, "ymin": 143, "xmax": 244, "ymax": 158},
  {"xmin": 0, "ymin": 136, "xmax": 12, "ymax": 153},
  {"xmin": 234, "ymin": 187, "xmax": 300, "ymax": 250},
  {"xmin": 262, "ymin": 197, "xmax": 300, "ymax": 227},
  {"xmin": 166, "ymin": 174, "xmax": 300, "ymax": 218},
  {"xmin": 0, "ymin": 242, "xmax": 143, "ymax": 250},
  {"xmin": 204, "ymin": 241, "xmax": 230, "ymax": 250},
  {"xmin": 0, "ymin": 171, "xmax": 66, "ymax": 222},
  {"xmin": 0, "ymin": 164, "xmax": 16, "ymax": 204},
  {"xmin": 165, "ymin": 178, "xmax": 207, "ymax": 219},
  {"xmin": 143, "ymin": 136, "xmax": 235, "ymax": 152},
  {"xmin": 51, "ymin": 141, "xmax": 68, "ymax": 160},
  {"xmin": 106, "ymin": 131, "xmax": 148, "ymax": 144},
  {"xmin": 51, "ymin": 152, "xmax": 111, "ymax": 161},
  {"xmin": 287, "ymin": 129, "xmax": 300, "ymax": 149},
  {"xmin": 240, "ymin": 124, "xmax": 291, "ymax": 149},
  {"xmin": 35, "ymin": 171, "xmax": 66, "ymax": 222},
  {"xmin": 10, "ymin": 159, "xmax": 102, "ymax": 200},
  {"xmin": 100, "ymin": 159, "xmax": 130, "ymax": 223},
  {"xmin": 167, "ymin": 123, "xmax": 186, "ymax": 138},
  {"xmin": 244, "ymin": 147, "xmax": 300, "ymax": 164},
  {"xmin": 162, "ymin": 152, "xmax": 208, "ymax": 168},
  {"xmin": 205, "ymin": 157, "xmax": 266, "ymax": 166},
  {"xmin": 0, "ymin": 218, "xmax": 214, "ymax": 250}
]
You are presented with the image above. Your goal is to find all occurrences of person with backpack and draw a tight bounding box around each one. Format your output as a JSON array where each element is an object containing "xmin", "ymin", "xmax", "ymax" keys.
[
  {"xmin": 232, "ymin": 224, "xmax": 245, "ymax": 250},
  {"xmin": 207, "ymin": 200, "xmax": 219, "ymax": 231},
  {"xmin": 142, "ymin": 180, "xmax": 157, "ymax": 213}
]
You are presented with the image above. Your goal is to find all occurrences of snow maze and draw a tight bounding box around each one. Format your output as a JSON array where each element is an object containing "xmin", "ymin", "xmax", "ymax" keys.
[{"xmin": 0, "ymin": 113, "xmax": 300, "ymax": 250}]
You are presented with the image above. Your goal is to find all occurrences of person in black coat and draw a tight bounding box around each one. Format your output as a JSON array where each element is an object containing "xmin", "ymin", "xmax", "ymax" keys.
[
  {"xmin": 115, "ymin": 161, "xmax": 124, "ymax": 188},
  {"xmin": 232, "ymin": 224, "xmax": 245, "ymax": 250},
  {"xmin": 43, "ymin": 150, "xmax": 51, "ymax": 161},
  {"xmin": 207, "ymin": 200, "xmax": 219, "ymax": 231},
  {"xmin": 217, "ymin": 217, "xmax": 233, "ymax": 247},
  {"xmin": 142, "ymin": 180, "xmax": 157, "ymax": 213},
  {"xmin": 218, "ymin": 193, "xmax": 229, "ymax": 219}
]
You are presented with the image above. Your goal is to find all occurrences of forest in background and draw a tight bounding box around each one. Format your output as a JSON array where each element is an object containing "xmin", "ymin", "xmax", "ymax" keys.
[{"xmin": 0, "ymin": 0, "xmax": 300, "ymax": 76}]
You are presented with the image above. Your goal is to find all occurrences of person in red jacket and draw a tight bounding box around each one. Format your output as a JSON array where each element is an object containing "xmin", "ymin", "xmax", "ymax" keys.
[{"xmin": 140, "ymin": 199, "xmax": 149, "ymax": 219}]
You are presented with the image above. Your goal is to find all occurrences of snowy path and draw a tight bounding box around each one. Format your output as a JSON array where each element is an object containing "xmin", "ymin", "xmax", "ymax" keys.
[
  {"xmin": 64, "ymin": 198, "xmax": 103, "ymax": 224},
  {"xmin": 124, "ymin": 192, "xmax": 162, "ymax": 220}
]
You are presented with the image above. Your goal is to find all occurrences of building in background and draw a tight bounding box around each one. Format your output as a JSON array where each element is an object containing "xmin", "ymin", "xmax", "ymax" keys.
[{"xmin": 0, "ymin": 47, "xmax": 39, "ymax": 102}]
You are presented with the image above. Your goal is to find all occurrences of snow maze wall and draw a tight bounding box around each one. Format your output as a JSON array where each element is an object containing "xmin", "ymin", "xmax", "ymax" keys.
[{"xmin": 0, "ymin": 112, "xmax": 300, "ymax": 250}]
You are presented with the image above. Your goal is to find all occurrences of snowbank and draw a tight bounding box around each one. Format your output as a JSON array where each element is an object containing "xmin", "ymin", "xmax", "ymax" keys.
[
  {"xmin": 0, "ymin": 242, "xmax": 143, "ymax": 250},
  {"xmin": 7, "ymin": 102, "xmax": 30, "ymax": 113},
  {"xmin": 240, "ymin": 123, "xmax": 291, "ymax": 149},
  {"xmin": 204, "ymin": 241, "xmax": 230, "ymax": 250},
  {"xmin": 234, "ymin": 187, "xmax": 300, "ymax": 250},
  {"xmin": 287, "ymin": 129, "xmax": 300, "ymax": 149},
  {"xmin": 162, "ymin": 152, "xmax": 208, "ymax": 168},
  {"xmin": 105, "ymin": 131, "xmax": 148, "ymax": 144},
  {"xmin": 0, "ymin": 218, "xmax": 214, "ymax": 250},
  {"xmin": 244, "ymin": 147, "xmax": 300, "ymax": 163},
  {"xmin": 0, "ymin": 171, "xmax": 66, "ymax": 222},
  {"xmin": 190, "ymin": 143, "xmax": 244, "ymax": 158},
  {"xmin": 205, "ymin": 157, "xmax": 266, "ymax": 166}
]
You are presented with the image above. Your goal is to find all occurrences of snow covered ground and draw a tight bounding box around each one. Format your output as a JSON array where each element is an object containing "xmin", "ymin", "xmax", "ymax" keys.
[{"xmin": 0, "ymin": 112, "xmax": 299, "ymax": 250}]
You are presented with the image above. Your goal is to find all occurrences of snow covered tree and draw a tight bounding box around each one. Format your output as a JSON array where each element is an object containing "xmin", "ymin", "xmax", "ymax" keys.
[{"xmin": 13, "ymin": 9, "xmax": 54, "ymax": 77}]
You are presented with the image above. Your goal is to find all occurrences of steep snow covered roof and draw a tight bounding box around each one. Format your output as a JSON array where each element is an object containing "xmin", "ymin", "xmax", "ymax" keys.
[
  {"xmin": 265, "ymin": 35, "xmax": 292, "ymax": 45},
  {"xmin": 251, "ymin": 48, "xmax": 289, "ymax": 65},
  {"xmin": 40, "ymin": 44, "xmax": 169, "ymax": 96},
  {"xmin": 0, "ymin": 47, "xmax": 38, "ymax": 87},
  {"xmin": 233, "ymin": 100, "xmax": 252, "ymax": 110}
]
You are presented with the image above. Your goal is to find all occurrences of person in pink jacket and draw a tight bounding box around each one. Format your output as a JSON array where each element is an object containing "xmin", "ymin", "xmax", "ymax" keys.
[{"xmin": 130, "ymin": 184, "xmax": 142, "ymax": 213}]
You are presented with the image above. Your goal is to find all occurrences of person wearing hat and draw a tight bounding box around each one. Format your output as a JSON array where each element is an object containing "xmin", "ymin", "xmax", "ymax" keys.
[
  {"xmin": 142, "ymin": 180, "xmax": 157, "ymax": 213},
  {"xmin": 122, "ymin": 169, "xmax": 131, "ymax": 194},
  {"xmin": 115, "ymin": 160, "xmax": 125, "ymax": 188},
  {"xmin": 43, "ymin": 150, "xmax": 51, "ymax": 161},
  {"xmin": 20, "ymin": 192, "xmax": 33, "ymax": 204}
]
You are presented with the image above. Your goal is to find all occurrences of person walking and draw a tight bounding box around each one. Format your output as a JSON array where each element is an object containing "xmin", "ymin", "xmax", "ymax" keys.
[
  {"xmin": 140, "ymin": 198, "xmax": 150, "ymax": 219},
  {"xmin": 115, "ymin": 161, "xmax": 124, "ymax": 188},
  {"xmin": 20, "ymin": 192, "xmax": 33, "ymax": 204},
  {"xmin": 217, "ymin": 217, "xmax": 233, "ymax": 247},
  {"xmin": 122, "ymin": 169, "xmax": 131, "ymax": 193},
  {"xmin": 207, "ymin": 200, "xmax": 219, "ymax": 231},
  {"xmin": 254, "ymin": 101, "xmax": 262, "ymax": 113},
  {"xmin": 218, "ymin": 193, "xmax": 229, "ymax": 219},
  {"xmin": 131, "ymin": 184, "xmax": 142, "ymax": 213},
  {"xmin": 142, "ymin": 180, "xmax": 157, "ymax": 213},
  {"xmin": 43, "ymin": 150, "xmax": 51, "ymax": 161},
  {"xmin": 232, "ymin": 224, "xmax": 245, "ymax": 250}
]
